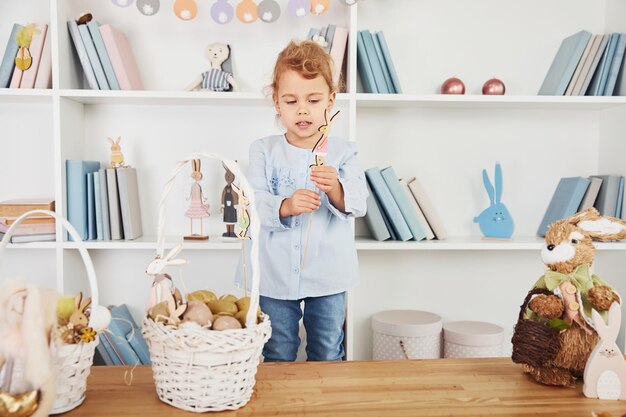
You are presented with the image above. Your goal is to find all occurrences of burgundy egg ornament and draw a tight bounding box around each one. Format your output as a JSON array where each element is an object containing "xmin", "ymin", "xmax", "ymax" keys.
[
  {"xmin": 482, "ymin": 78, "xmax": 506, "ymax": 95},
  {"xmin": 440, "ymin": 77, "xmax": 465, "ymax": 94}
]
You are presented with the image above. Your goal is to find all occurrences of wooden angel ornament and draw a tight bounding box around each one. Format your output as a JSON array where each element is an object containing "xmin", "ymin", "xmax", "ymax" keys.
[
  {"xmin": 187, "ymin": 43, "xmax": 239, "ymax": 92},
  {"xmin": 184, "ymin": 159, "xmax": 210, "ymax": 240}
]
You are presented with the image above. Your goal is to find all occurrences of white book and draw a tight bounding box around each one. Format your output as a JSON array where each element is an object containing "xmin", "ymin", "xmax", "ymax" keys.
[
  {"xmin": 10, "ymin": 233, "xmax": 56, "ymax": 243},
  {"xmin": 406, "ymin": 176, "xmax": 447, "ymax": 240},
  {"xmin": 578, "ymin": 176, "xmax": 603, "ymax": 210},
  {"xmin": 93, "ymin": 171, "xmax": 103, "ymax": 240},
  {"xmin": 571, "ymin": 34, "xmax": 603, "ymax": 95},
  {"xmin": 565, "ymin": 35, "xmax": 594, "ymax": 96},
  {"xmin": 99, "ymin": 169, "xmax": 111, "ymax": 240},
  {"xmin": 67, "ymin": 20, "xmax": 99, "ymax": 90},
  {"xmin": 400, "ymin": 178, "xmax": 435, "ymax": 240},
  {"xmin": 106, "ymin": 168, "xmax": 124, "ymax": 240},
  {"xmin": 116, "ymin": 167, "xmax": 143, "ymax": 240}
]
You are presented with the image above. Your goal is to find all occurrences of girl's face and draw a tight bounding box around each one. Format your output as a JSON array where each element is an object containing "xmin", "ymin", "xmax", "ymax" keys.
[{"xmin": 274, "ymin": 70, "xmax": 335, "ymax": 148}]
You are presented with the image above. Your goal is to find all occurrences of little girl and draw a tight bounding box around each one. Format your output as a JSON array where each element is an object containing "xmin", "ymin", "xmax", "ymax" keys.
[{"xmin": 239, "ymin": 40, "xmax": 367, "ymax": 362}]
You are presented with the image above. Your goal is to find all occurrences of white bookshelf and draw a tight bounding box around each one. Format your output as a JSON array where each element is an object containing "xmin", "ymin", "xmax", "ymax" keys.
[{"xmin": 3, "ymin": 0, "xmax": 626, "ymax": 360}]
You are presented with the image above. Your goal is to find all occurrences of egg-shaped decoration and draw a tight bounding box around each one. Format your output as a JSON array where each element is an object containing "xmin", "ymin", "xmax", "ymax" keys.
[
  {"xmin": 111, "ymin": 0, "xmax": 134, "ymax": 6},
  {"xmin": 211, "ymin": 0, "xmax": 234, "ymax": 24},
  {"xmin": 257, "ymin": 0, "xmax": 281, "ymax": 23},
  {"xmin": 137, "ymin": 0, "xmax": 160, "ymax": 15},
  {"xmin": 174, "ymin": 0, "xmax": 198, "ymax": 20},
  {"xmin": 482, "ymin": 78, "xmax": 506, "ymax": 95},
  {"xmin": 288, "ymin": 0, "xmax": 309, "ymax": 17},
  {"xmin": 236, "ymin": 0, "xmax": 258, "ymax": 23},
  {"xmin": 310, "ymin": 0, "xmax": 329, "ymax": 15},
  {"xmin": 342, "ymin": 0, "xmax": 359, "ymax": 5},
  {"xmin": 213, "ymin": 315, "xmax": 242, "ymax": 330},
  {"xmin": 440, "ymin": 77, "xmax": 465, "ymax": 94}
]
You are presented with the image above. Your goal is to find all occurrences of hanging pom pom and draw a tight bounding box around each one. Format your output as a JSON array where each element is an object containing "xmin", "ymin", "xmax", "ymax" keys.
[
  {"xmin": 310, "ymin": 0, "xmax": 329, "ymax": 15},
  {"xmin": 288, "ymin": 0, "xmax": 309, "ymax": 17},
  {"xmin": 137, "ymin": 0, "xmax": 160, "ymax": 16},
  {"xmin": 111, "ymin": 0, "xmax": 135, "ymax": 7},
  {"xmin": 257, "ymin": 0, "xmax": 281, "ymax": 23},
  {"xmin": 174, "ymin": 0, "xmax": 198, "ymax": 20},
  {"xmin": 211, "ymin": 0, "xmax": 234, "ymax": 24},
  {"xmin": 236, "ymin": 0, "xmax": 258, "ymax": 23}
]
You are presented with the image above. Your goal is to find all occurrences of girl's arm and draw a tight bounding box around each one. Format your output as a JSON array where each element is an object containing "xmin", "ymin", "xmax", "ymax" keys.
[{"xmin": 324, "ymin": 142, "xmax": 368, "ymax": 220}]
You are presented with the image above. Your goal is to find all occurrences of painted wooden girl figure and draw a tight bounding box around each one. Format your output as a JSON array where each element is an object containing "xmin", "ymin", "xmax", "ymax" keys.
[{"xmin": 184, "ymin": 159, "xmax": 210, "ymax": 240}]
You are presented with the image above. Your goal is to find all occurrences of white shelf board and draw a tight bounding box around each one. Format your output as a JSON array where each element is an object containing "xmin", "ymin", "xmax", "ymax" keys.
[
  {"xmin": 61, "ymin": 235, "xmax": 244, "ymax": 250},
  {"xmin": 0, "ymin": 88, "xmax": 53, "ymax": 104},
  {"xmin": 355, "ymin": 236, "xmax": 626, "ymax": 251},
  {"xmin": 355, "ymin": 94, "xmax": 626, "ymax": 110}
]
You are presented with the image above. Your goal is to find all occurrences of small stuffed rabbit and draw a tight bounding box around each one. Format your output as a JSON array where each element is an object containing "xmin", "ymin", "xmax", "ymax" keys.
[
  {"xmin": 583, "ymin": 302, "xmax": 626, "ymax": 400},
  {"xmin": 145, "ymin": 244, "xmax": 187, "ymax": 312},
  {"xmin": 473, "ymin": 161, "xmax": 514, "ymax": 238}
]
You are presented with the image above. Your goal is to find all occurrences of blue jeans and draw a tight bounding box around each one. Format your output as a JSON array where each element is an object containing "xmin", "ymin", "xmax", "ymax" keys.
[{"xmin": 260, "ymin": 292, "xmax": 346, "ymax": 362}]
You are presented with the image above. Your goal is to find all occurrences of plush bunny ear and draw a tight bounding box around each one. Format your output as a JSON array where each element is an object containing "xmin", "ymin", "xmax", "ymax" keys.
[
  {"xmin": 571, "ymin": 208, "xmax": 626, "ymax": 241},
  {"xmin": 482, "ymin": 169, "xmax": 495, "ymax": 205},
  {"xmin": 494, "ymin": 162, "xmax": 503, "ymax": 204},
  {"xmin": 592, "ymin": 302, "xmax": 621, "ymax": 342}
]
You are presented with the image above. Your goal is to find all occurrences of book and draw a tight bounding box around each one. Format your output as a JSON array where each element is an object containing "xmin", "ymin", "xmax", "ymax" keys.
[
  {"xmin": 99, "ymin": 24, "xmax": 144, "ymax": 90},
  {"xmin": 356, "ymin": 31, "xmax": 378, "ymax": 93},
  {"xmin": 591, "ymin": 33, "xmax": 620, "ymax": 96},
  {"xmin": 106, "ymin": 168, "xmax": 124, "ymax": 240},
  {"xmin": 329, "ymin": 26, "xmax": 348, "ymax": 88},
  {"xmin": 116, "ymin": 167, "xmax": 143, "ymax": 240},
  {"xmin": 325, "ymin": 24, "xmax": 336, "ymax": 52},
  {"xmin": 381, "ymin": 166, "xmax": 426, "ymax": 240},
  {"xmin": 375, "ymin": 31, "xmax": 402, "ymax": 94},
  {"xmin": 1, "ymin": 216, "xmax": 54, "ymax": 225},
  {"xmin": 98, "ymin": 168, "xmax": 111, "ymax": 240},
  {"xmin": 108, "ymin": 304, "xmax": 151, "ymax": 365},
  {"xmin": 19, "ymin": 24, "xmax": 47, "ymax": 89},
  {"xmin": 616, "ymin": 176, "xmax": 624, "ymax": 218},
  {"xmin": 365, "ymin": 167, "xmax": 412, "ymax": 241},
  {"xmin": 578, "ymin": 176, "xmax": 603, "ymax": 211},
  {"xmin": 0, "ymin": 198, "xmax": 55, "ymax": 217},
  {"xmin": 93, "ymin": 171, "xmax": 103, "ymax": 240},
  {"xmin": 575, "ymin": 34, "xmax": 608, "ymax": 96},
  {"xmin": 66, "ymin": 160, "xmax": 100, "ymax": 241},
  {"xmin": 94, "ymin": 337, "xmax": 115, "ymax": 365},
  {"xmin": 0, "ymin": 221, "xmax": 55, "ymax": 235},
  {"xmin": 371, "ymin": 30, "xmax": 395, "ymax": 93},
  {"xmin": 87, "ymin": 172, "xmax": 96, "ymax": 240},
  {"xmin": 78, "ymin": 23, "xmax": 110, "ymax": 90},
  {"xmin": 400, "ymin": 178, "xmax": 435, "ymax": 240},
  {"xmin": 565, "ymin": 34, "xmax": 595, "ymax": 96},
  {"xmin": 538, "ymin": 30, "xmax": 592, "ymax": 95},
  {"xmin": 6, "ymin": 233, "xmax": 56, "ymax": 243},
  {"xmin": 67, "ymin": 20, "xmax": 99, "ymax": 90},
  {"xmin": 603, "ymin": 33, "xmax": 626, "ymax": 95},
  {"xmin": 34, "ymin": 25, "xmax": 52, "ymax": 88},
  {"xmin": 537, "ymin": 176, "xmax": 590, "ymax": 236},
  {"xmin": 361, "ymin": 30, "xmax": 390, "ymax": 94},
  {"xmin": 591, "ymin": 175, "xmax": 623, "ymax": 217},
  {"xmin": 406, "ymin": 177, "xmax": 447, "ymax": 240},
  {"xmin": 0, "ymin": 24, "xmax": 23, "ymax": 88},
  {"xmin": 363, "ymin": 181, "xmax": 391, "ymax": 241},
  {"xmin": 87, "ymin": 20, "xmax": 120, "ymax": 90}
]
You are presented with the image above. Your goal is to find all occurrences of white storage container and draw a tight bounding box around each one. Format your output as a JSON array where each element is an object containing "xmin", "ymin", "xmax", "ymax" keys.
[
  {"xmin": 443, "ymin": 321, "xmax": 504, "ymax": 358},
  {"xmin": 372, "ymin": 310, "xmax": 442, "ymax": 360}
]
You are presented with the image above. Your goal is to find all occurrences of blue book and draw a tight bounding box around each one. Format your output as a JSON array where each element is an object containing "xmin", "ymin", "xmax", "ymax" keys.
[
  {"xmin": 381, "ymin": 166, "xmax": 426, "ymax": 241},
  {"xmin": 356, "ymin": 31, "xmax": 378, "ymax": 93},
  {"xmin": 87, "ymin": 20, "xmax": 120, "ymax": 90},
  {"xmin": 364, "ymin": 181, "xmax": 391, "ymax": 241},
  {"xmin": 99, "ymin": 330, "xmax": 124, "ymax": 366},
  {"xmin": 67, "ymin": 20, "xmax": 99, "ymax": 90},
  {"xmin": 591, "ymin": 175, "xmax": 622, "ymax": 217},
  {"xmin": 87, "ymin": 172, "xmax": 96, "ymax": 240},
  {"xmin": 587, "ymin": 33, "xmax": 619, "ymax": 96},
  {"xmin": 108, "ymin": 304, "xmax": 151, "ymax": 365},
  {"xmin": 538, "ymin": 30, "xmax": 592, "ymax": 95},
  {"xmin": 98, "ymin": 169, "xmax": 111, "ymax": 240},
  {"xmin": 77, "ymin": 24, "xmax": 109, "ymax": 90},
  {"xmin": 537, "ymin": 177, "xmax": 590, "ymax": 236},
  {"xmin": 376, "ymin": 31, "xmax": 402, "ymax": 94},
  {"xmin": 616, "ymin": 176, "xmax": 624, "ymax": 218},
  {"xmin": 94, "ymin": 335, "xmax": 115, "ymax": 365},
  {"xmin": 325, "ymin": 24, "xmax": 336, "ymax": 52},
  {"xmin": 371, "ymin": 31, "xmax": 395, "ymax": 93},
  {"xmin": 360, "ymin": 30, "xmax": 389, "ymax": 93},
  {"xmin": 93, "ymin": 171, "xmax": 103, "ymax": 240},
  {"xmin": 365, "ymin": 167, "xmax": 412, "ymax": 241},
  {"xmin": 603, "ymin": 33, "xmax": 626, "ymax": 95},
  {"xmin": 66, "ymin": 160, "xmax": 100, "ymax": 241},
  {"xmin": 0, "ymin": 24, "xmax": 22, "ymax": 88}
]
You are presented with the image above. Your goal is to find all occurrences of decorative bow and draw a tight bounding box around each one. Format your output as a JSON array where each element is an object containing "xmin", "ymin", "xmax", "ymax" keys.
[{"xmin": 542, "ymin": 264, "xmax": 594, "ymax": 293}]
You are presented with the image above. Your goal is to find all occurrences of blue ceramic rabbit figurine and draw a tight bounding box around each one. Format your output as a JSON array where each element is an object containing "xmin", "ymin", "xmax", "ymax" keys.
[{"xmin": 473, "ymin": 162, "xmax": 514, "ymax": 239}]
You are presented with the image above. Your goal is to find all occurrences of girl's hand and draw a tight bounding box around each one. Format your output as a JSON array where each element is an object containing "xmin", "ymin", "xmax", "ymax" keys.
[
  {"xmin": 280, "ymin": 189, "xmax": 321, "ymax": 217},
  {"xmin": 310, "ymin": 165, "xmax": 340, "ymax": 194}
]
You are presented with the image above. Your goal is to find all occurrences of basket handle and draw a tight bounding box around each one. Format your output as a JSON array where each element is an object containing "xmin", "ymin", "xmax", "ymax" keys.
[
  {"xmin": 0, "ymin": 209, "xmax": 102, "ymax": 312},
  {"xmin": 154, "ymin": 153, "xmax": 261, "ymax": 329}
]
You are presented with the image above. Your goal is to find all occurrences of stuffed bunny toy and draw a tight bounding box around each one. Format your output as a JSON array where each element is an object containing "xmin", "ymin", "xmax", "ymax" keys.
[
  {"xmin": 583, "ymin": 302, "xmax": 626, "ymax": 400},
  {"xmin": 186, "ymin": 43, "xmax": 239, "ymax": 92},
  {"xmin": 473, "ymin": 162, "xmax": 514, "ymax": 238},
  {"xmin": 145, "ymin": 244, "xmax": 187, "ymax": 312},
  {"xmin": 512, "ymin": 208, "xmax": 626, "ymax": 387}
]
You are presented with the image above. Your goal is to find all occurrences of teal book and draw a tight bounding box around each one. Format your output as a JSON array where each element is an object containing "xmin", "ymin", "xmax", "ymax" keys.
[
  {"xmin": 0, "ymin": 24, "xmax": 22, "ymax": 88},
  {"xmin": 87, "ymin": 20, "xmax": 120, "ymax": 90},
  {"xmin": 357, "ymin": 31, "xmax": 378, "ymax": 93},
  {"xmin": 381, "ymin": 166, "xmax": 426, "ymax": 241},
  {"xmin": 360, "ymin": 30, "xmax": 390, "ymax": 93},
  {"xmin": 78, "ymin": 23, "xmax": 109, "ymax": 90},
  {"xmin": 93, "ymin": 170, "xmax": 103, "ymax": 240},
  {"xmin": 66, "ymin": 160, "xmax": 100, "ymax": 241},
  {"xmin": 364, "ymin": 181, "xmax": 391, "ymax": 241},
  {"xmin": 538, "ymin": 30, "xmax": 592, "ymax": 95},
  {"xmin": 537, "ymin": 176, "xmax": 590, "ymax": 236},
  {"xmin": 587, "ymin": 33, "xmax": 619, "ymax": 96},
  {"xmin": 376, "ymin": 31, "xmax": 402, "ymax": 94},
  {"xmin": 87, "ymin": 172, "xmax": 96, "ymax": 240},
  {"xmin": 365, "ymin": 167, "xmax": 412, "ymax": 241},
  {"xmin": 603, "ymin": 33, "xmax": 626, "ymax": 95},
  {"xmin": 371, "ymin": 31, "xmax": 395, "ymax": 93}
]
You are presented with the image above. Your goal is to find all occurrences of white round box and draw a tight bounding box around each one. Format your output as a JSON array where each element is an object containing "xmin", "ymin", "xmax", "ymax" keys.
[
  {"xmin": 372, "ymin": 310, "xmax": 442, "ymax": 360},
  {"xmin": 443, "ymin": 321, "xmax": 504, "ymax": 358}
]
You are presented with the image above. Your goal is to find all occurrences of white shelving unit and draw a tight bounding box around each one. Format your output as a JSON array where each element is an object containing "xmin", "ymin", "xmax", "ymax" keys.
[{"xmin": 3, "ymin": 0, "xmax": 626, "ymax": 360}]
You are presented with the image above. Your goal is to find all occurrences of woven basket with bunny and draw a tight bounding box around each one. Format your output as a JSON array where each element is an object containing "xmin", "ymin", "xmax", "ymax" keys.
[{"xmin": 512, "ymin": 208, "xmax": 625, "ymax": 387}]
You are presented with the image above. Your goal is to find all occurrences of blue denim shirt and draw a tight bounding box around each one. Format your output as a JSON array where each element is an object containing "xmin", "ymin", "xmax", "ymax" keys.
[{"xmin": 236, "ymin": 135, "xmax": 368, "ymax": 300}]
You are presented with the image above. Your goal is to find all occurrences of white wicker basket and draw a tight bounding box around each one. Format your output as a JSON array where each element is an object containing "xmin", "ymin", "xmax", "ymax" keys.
[
  {"xmin": 0, "ymin": 209, "xmax": 107, "ymax": 414},
  {"xmin": 141, "ymin": 153, "xmax": 271, "ymax": 413}
]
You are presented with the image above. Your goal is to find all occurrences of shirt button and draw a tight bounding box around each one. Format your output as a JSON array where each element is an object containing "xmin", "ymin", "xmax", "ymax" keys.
[
  {"xmin": 294, "ymin": 267, "xmax": 299, "ymax": 273},
  {"xmin": 295, "ymin": 221, "xmax": 300, "ymax": 226},
  {"xmin": 294, "ymin": 244, "xmax": 300, "ymax": 249}
]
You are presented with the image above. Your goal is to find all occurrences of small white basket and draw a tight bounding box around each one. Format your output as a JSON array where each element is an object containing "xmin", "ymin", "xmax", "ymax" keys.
[
  {"xmin": 141, "ymin": 153, "xmax": 271, "ymax": 413},
  {"xmin": 443, "ymin": 320, "xmax": 504, "ymax": 359},
  {"xmin": 372, "ymin": 310, "xmax": 442, "ymax": 360},
  {"xmin": 0, "ymin": 209, "xmax": 106, "ymax": 414}
]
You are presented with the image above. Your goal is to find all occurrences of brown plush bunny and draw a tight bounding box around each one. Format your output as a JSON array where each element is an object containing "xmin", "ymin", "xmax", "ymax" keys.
[{"xmin": 512, "ymin": 208, "xmax": 626, "ymax": 387}]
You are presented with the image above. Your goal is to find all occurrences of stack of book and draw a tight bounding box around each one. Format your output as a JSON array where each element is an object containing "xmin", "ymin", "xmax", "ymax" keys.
[
  {"xmin": 0, "ymin": 23, "xmax": 52, "ymax": 89},
  {"xmin": 306, "ymin": 24, "xmax": 349, "ymax": 92},
  {"xmin": 356, "ymin": 29, "xmax": 401, "ymax": 94},
  {"xmin": 538, "ymin": 30, "xmax": 626, "ymax": 96},
  {"xmin": 66, "ymin": 160, "xmax": 143, "ymax": 241},
  {"xmin": 0, "ymin": 198, "xmax": 56, "ymax": 243},
  {"xmin": 537, "ymin": 174, "xmax": 625, "ymax": 236},
  {"xmin": 364, "ymin": 166, "xmax": 446, "ymax": 241},
  {"xmin": 94, "ymin": 304, "xmax": 151, "ymax": 366},
  {"xmin": 67, "ymin": 14, "xmax": 143, "ymax": 90}
]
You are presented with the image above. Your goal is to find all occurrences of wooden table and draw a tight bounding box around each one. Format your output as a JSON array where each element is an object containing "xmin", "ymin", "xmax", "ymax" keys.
[{"xmin": 67, "ymin": 358, "xmax": 626, "ymax": 416}]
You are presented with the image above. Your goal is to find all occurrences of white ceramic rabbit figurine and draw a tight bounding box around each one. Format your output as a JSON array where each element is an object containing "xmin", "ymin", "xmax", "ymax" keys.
[
  {"xmin": 145, "ymin": 244, "xmax": 187, "ymax": 312},
  {"xmin": 583, "ymin": 302, "xmax": 626, "ymax": 400}
]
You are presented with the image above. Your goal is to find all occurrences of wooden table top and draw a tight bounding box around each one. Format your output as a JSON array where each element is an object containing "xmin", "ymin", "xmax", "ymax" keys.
[{"xmin": 66, "ymin": 358, "xmax": 626, "ymax": 417}]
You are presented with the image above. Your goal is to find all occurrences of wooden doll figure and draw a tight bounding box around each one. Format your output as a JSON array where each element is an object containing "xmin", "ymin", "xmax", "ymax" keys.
[
  {"xmin": 231, "ymin": 183, "xmax": 250, "ymax": 240},
  {"xmin": 184, "ymin": 159, "xmax": 209, "ymax": 240},
  {"xmin": 310, "ymin": 109, "xmax": 340, "ymax": 168},
  {"xmin": 221, "ymin": 164, "xmax": 238, "ymax": 238}
]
